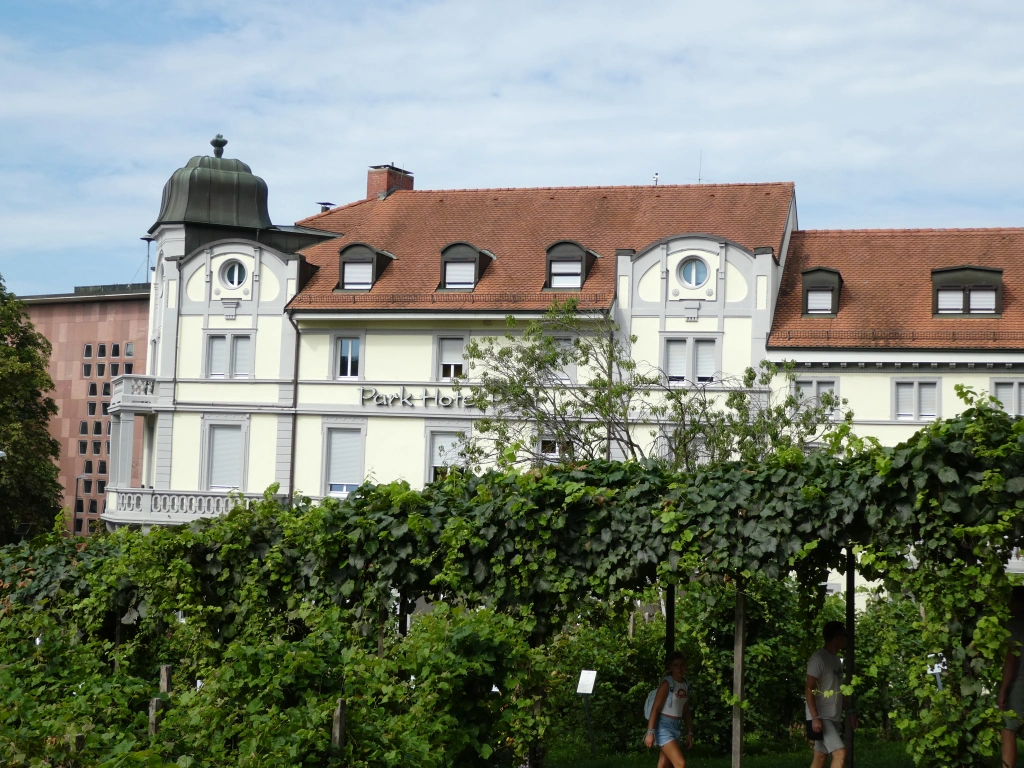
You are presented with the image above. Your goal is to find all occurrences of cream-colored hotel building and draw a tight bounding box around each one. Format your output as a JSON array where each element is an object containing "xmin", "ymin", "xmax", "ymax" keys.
[{"xmin": 103, "ymin": 138, "xmax": 1024, "ymax": 529}]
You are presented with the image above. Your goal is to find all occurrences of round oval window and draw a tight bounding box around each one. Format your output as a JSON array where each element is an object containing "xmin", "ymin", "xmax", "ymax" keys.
[
  {"xmin": 223, "ymin": 261, "xmax": 246, "ymax": 289},
  {"xmin": 680, "ymin": 257, "xmax": 708, "ymax": 289}
]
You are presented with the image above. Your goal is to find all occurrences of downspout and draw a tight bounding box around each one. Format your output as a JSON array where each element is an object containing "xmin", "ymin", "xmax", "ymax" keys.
[
  {"xmin": 171, "ymin": 259, "xmax": 181, "ymax": 407},
  {"xmin": 605, "ymin": 309, "xmax": 613, "ymax": 461},
  {"xmin": 286, "ymin": 308, "xmax": 301, "ymax": 505}
]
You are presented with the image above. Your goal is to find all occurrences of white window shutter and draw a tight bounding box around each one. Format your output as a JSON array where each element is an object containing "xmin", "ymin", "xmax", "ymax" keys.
[
  {"xmin": 995, "ymin": 382, "xmax": 1014, "ymax": 413},
  {"xmin": 816, "ymin": 380, "xmax": 836, "ymax": 399},
  {"xmin": 937, "ymin": 289, "xmax": 964, "ymax": 313},
  {"xmin": 343, "ymin": 262, "xmax": 373, "ymax": 289},
  {"xmin": 1018, "ymin": 385, "xmax": 1024, "ymax": 418},
  {"xmin": 918, "ymin": 383, "xmax": 937, "ymax": 418},
  {"xmin": 208, "ymin": 336, "xmax": 227, "ymax": 378},
  {"xmin": 208, "ymin": 425, "xmax": 242, "ymax": 489},
  {"xmin": 231, "ymin": 336, "xmax": 252, "ymax": 378},
  {"xmin": 445, "ymin": 262, "xmax": 476, "ymax": 288},
  {"xmin": 806, "ymin": 289, "xmax": 833, "ymax": 313},
  {"xmin": 795, "ymin": 380, "xmax": 812, "ymax": 399},
  {"xmin": 550, "ymin": 260, "xmax": 582, "ymax": 289},
  {"xmin": 328, "ymin": 429, "xmax": 361, "ymax": 488},
  {"xmin": 439, "ymin": 337, "xmax": 464, "ymax": 364},
  {"xmin": 969, "ymin": 288, "xmax": 996, "ymax": 313},
  {"xmin": 666, "ymin": 340, "xmax": 687, "ymax": 379},
  {"xmin": 695, "ymin": 340, "xmax": 715, "ymax": 381},
  {"xmin": 895, "ymin": 382, "xmax": 915, "ymax": 419},
  {"xmin": 430, "ymin": 432, "xmax": 459, "ymax": 468}
]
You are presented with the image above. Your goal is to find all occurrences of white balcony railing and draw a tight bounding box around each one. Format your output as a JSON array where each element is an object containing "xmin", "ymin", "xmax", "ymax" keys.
[
  {"xmin": 104, "ymin": 487, "xmax": 285, "ymax": 528},
  {"xmin": 110, "ymin": 375, "xmax": 159, "ymax": 412}
]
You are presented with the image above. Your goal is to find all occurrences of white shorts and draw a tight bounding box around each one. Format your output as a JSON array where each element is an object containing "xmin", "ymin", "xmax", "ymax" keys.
[{"xmin": 813, "ymin": 719, "xmax": 844, "ymax": 754}]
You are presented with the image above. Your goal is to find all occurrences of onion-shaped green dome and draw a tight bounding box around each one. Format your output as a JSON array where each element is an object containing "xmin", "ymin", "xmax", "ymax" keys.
[{"xmin": 150, "ymin": 135, "xmax": 272, "ymax": 232}]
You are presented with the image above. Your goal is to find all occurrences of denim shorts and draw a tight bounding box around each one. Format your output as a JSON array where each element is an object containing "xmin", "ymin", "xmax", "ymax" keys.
[{"xmin": 656, "ymin": 714, "xmax": 681, "ymax": 747}]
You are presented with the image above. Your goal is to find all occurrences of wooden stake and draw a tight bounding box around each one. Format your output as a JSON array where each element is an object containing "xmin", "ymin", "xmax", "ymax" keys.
[
  {"xmin": 148, "ymin": 697, "xmax": 163, "ymax": 736},
  {"xmin": 159, "ymin": 664, "xmax": 172, "ymax": 693},
  {"xmin": 732, "ymin": 577, "xmax": 746, "ymax": 768},
  {"xmin": 331, "ymin": 698, "xmax": 346, "ymax": 749}
]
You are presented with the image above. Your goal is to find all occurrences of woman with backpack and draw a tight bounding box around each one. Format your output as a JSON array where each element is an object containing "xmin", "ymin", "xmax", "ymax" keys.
[{"xmin": 643, "ymin": 650, "xmax": 693, "ymax": 768}]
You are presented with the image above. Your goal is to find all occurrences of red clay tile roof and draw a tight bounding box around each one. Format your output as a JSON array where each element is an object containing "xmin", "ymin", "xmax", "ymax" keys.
[
  {"xmin": 288, "ymin": 182, "xmax": 794, "ymax": 312},
  {"xmin": 769, "ymin": 228, "xmax": 1024, "ymax": 350}
]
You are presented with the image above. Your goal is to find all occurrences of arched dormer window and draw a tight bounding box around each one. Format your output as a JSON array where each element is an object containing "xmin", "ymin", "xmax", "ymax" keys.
[
  {"xmin": 546, "ymin": 241, "xmax": 599, "ymax": 290},
  {"xmin": 439, "ymin": 242, "xmax": 494, "ymax": 291},
  {"xmin": 932, "ymin": 265, "xmax": 1002, "ymax": 316},
  {"xmin": 337, "ymin": 243, "xmax": 395, "ymax": 291},
  {"xmin": 801, "ymin": 267, "xmax": 843, "ymax": 317}
]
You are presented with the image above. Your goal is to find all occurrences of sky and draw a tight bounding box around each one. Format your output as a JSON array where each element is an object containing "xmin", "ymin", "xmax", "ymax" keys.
[{"xmin": 1, "ymin": 0, "xmax": 1023, "ymax": 296}]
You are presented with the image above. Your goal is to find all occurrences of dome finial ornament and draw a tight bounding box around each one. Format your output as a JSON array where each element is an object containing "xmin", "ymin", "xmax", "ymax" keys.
[{"xmin": 210, "ymin": 134, "xmax": 227, "ymax": 158}]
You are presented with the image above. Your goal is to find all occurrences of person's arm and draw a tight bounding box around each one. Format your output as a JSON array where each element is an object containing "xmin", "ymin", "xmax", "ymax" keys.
[
  {"xmin": 684, "ymin": 696, "xmax": 693, "ymax": 749},
  {"xmin": 644, "ymin": 681, "xmax": 670, "ymax": 748},
  {"xmin": 1000, "ymin": 645, "xmax": 1018, "ymax": 710},
  {"xmin": 805, "ymin": 674, "xmax": 822, "ymax": 732}
]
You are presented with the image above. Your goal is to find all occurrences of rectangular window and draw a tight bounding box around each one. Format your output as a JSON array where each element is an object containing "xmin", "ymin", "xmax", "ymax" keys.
[
  {"xmin": 337, "ymin": 338, "xmax": 360, "ymax": 378},
  {"xmin": 445, "ymin": 261, "xmax": 476, "ymax": 289},
  {"xmin": 895, "ymin": 381, "xmax": 938, "ymax": 420},
  {"xmin": 796, "ymin": 379, "xmax": 836, "ymax": 401},
  {"xmin": 665, "ymin": 340, "xmax": 687, "ymax": 383},
  {"xmin": 208, "ymin": 336, "xmax": 228, "ymax": 378},
  {"xmin": 106, "ymin": 421, "xmax": 111, "ymax": 435},
  {"xmin": 327, "ymin": 429, "xmax": 362, "ymax": 495},
  {"xmin": 438, "ymin": 338, "xmax": 465, "ymax": 380},
  {"xmin": 88, "ymin": 383, "xmax": 97, "ymax": 397},
  {"xmin": 83, "ymin": 364, "xmax": 92, "ymax": 377},
  {"xmin": 97, "ymin": 344, "xmax": 106, "ymax": 358},
  {"xmin": 806, "ymin": 289, "xmax": 834, "ymax": 313},
  {"xmin": 88, "ymin": 499, "xmax": 98, "ymax": 514},
  {"xmin": 937, "ymin": 288, "xmax": 964, "ymax": 313},
  {"xmin": 110, "ymin": 343, "xmax": 120, "ymax": 357},
  {"xmin": 74, "ymin": 499, "xmax": 84, "ymax": 514},
  {"xmin": 97, "ymin": 480, "xmax": 106, "ymax": 494},
  {"xmin": 93, "ymin": 421, "xmax": 102, "ymax": 436},
  {"xmin": 102, "ymin": 383, "xmax": 111, "ymax": 397},
  {"xmin": 554, "ymin": 337, "xmax": 575, "ymax": 383},
  {"xmin": 102, "ymin": 402, "xmax": 109, "ymax": 415},
  {"xmin": 970, "ymin": 288, "xmax": 996, "ymax": 313},
  {"xmin": 78, "ymin": 441, "xmax": 88, "ymax": 455},
  {"xmin": 231, "ymin": 336, "xmax": 252, "ymax": 378},
  {"xmin": 88, "ymin": 402, "xmax": 97, "ymax": 416},
  {"xmin": 83, "ymin": 344, "xmax": 93, "ymax": 358},
  {"xmin": 992, "ymin": 381, "xmax": 1024, "ymax": 416},
  {"xmin": 79, "ymin": 421, "xmax": 88, "ymax": 435},
  {"xmin": 74, "ymin": 518, "xmax": 83, "ymax": 533},
  {"xmin": 429, "ymin": 431, "xmax": 459, "ymax": 482},
  {"xmin": 124, "ymin": 363, "xmax": 134, "ymax": 375},
  {"xmin": 550, "ymin": 260, "xmax": 582, "ymax": 289},
  {"xmin": 83, "ymin": 479, "xmax": 92, "ymax": 494},
  {"xmin": 83, "ymin": 460, "xmax": 93, "ymax": 474},
  {"xmin": 98, "ymin": 460, "xmax": 107, "ymax": 475},
  {"xmin": 110, "ymin": 363, "xmax": 119, "ymax": 377},
  {"xmin": 96, "ymin": 363, "xmax": 105, "ymax": 377},
  {"xmin": 540, "ymin": 438, "xmax": 571, "ymax": 463},
  {"xmin": 92, "ymin": 441, "xmax": 102, "ymax": 455},
  {"xmin": 124, "ymin": 342, "xmax": 134, "ymax": 357},
  {"xmin": 694, "ymin": 340, "xmax": 716, "ymax": 383},
  {"xmin": 105, "ymin": 440, "xmax": 110, "ymax": 454},
  {"xmin": 343, "ymin": 262, "xmax": 373, "ymax": 290},
  {"xmin": 208, "ymin": 425, "xmax": 243, "ymax": 490}
]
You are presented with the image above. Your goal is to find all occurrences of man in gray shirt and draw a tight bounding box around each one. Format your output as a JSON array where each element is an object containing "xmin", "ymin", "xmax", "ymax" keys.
[{"xmin": 805, "ymin": 621, "xmax": 857, "ymax": 768}]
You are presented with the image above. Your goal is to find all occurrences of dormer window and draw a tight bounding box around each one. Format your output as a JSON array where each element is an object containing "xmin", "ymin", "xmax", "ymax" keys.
[
  {"xmin": 337, "ymin": 243, "xmax": 395, "ymax": 292},
  {"xmin": 546, "ymin": 241, "xmax": 598, "ymax": 290},
  {"xmin": 801, "ymin": 268, "xmax": 842, "ymax": 317},
  {"xmin": 932, "ymin": 266, "xmax": 1002, "ymax": 317},
  {"xmin": 439, "ymin": 242, "xmax": 493, "ymax": 291}
]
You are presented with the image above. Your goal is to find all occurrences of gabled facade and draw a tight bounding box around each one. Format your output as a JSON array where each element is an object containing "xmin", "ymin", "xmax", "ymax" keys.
[{"xmin": 103, "ymin": 138, "xmax": 1024, "ymax": 529}]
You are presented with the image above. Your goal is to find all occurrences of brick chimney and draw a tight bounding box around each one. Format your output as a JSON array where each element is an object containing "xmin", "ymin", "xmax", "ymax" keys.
[{"xmin": 367, "ymin": 164, "xmax": 414, "ymax": 199}]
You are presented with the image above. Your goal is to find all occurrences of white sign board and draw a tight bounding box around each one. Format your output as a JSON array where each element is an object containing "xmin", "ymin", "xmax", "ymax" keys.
[{"xmin": 577, "ymin": 669, "xmax": 597, "ymax": 695}]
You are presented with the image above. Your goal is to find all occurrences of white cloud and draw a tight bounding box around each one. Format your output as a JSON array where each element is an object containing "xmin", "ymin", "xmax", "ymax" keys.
[{"xmin": 1, "ymin": 0, "xmax": 1023, "ymax": 294}]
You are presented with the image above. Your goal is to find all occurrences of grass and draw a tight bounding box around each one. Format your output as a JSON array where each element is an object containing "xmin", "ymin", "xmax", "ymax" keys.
[{"xmin": 548, "ymin": 739, "xmax": 916, "ymax": 768}]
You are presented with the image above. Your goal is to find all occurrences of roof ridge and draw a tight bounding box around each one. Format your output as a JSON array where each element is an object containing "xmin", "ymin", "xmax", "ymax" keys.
[
  {"xmin": 797, "ymin": 227, "xmax": 1024, "ymax": 234},
  {"xmin": 392, "ymin": 181, "xmax": 795, "ymax": 194}
]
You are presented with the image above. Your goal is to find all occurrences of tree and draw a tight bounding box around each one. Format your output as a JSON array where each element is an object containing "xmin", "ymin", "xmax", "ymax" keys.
[
  {"xmin": 454, "ymin": 298, "xmax": 853, "ymax": 471},
  {"xmin": 0, "ymin": 275, "xmax": 62, "ymax": 544}
]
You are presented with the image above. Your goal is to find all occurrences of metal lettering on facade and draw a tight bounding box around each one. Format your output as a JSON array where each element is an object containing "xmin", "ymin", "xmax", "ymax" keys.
[{"xmin": 358, "ymin": 386, "xmax": 469, "ymax": 409}]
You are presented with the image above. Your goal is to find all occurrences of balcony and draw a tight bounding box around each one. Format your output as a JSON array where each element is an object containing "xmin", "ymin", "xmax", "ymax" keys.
[
  {"xmin": 103, "ymin": 487, "xmax": 284, "ymax": 529},
  {"xmin": 110, "ymin": 375, "xmax": 160, "ymax": 412}
]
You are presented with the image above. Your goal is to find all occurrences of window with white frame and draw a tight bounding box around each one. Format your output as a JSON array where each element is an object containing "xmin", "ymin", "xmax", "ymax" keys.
[
  {"xmin": 444, "ymin": 261, "xmax": 476, "ymax": 289},
  {"xmin": 438, "ymin": 337, "xmax": 465, "ymax": 380},
  {"xmin": 207, "ymin": 334, "xmax": 253, "ymax": 379},
  {"xmin": 665, "ymin": 340, "xmax": 687, "ymax": 383},
  {"xmin": 694, "ymin": 339, "xmax": 716, "ymax": 383},
  {"xmin": 795, "ymin": 379, "xmax": 836, "ymax": 401},
  {"xmin": 806, "ymin": 289, "xmax": 834, "ymax": 314},
  {"xmin": 207, "ymin": 425, "xmax": 243, "ymax": 490},
  {"xmin": 992, "ymin": 380, "xmax": 1024, "ymax": 416},
  {"xmin": 326, "ymin": 429, "xmax": 362, "ymax": 496},
  {"xmin": 539, "ymin": 437, "xmax": 571, "ymax": 464},
  {"xmin": 337, "ymin": 337, "xmax": 361, "ymax": 378},
  {"xmin": 342, "ymin": 261, "xmax": 373, "ymax": 290},
  {"xmin": 554, "ymin": 337, "xmax": 575, "ymax": 383},
  {"xmin": 429, "ymin": 431, "xmax": 460, "ymax": 482},
  {"xmin": 894, "ymin": 381, "xmax": 938, "ymax": 421},
  {"xmin": 937, "ymin": 288, "xmax": 964, "ymax": 313},
  {"xmin": 550, "ymin": 260, "xmax": 582, "ymax": 289}
]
